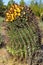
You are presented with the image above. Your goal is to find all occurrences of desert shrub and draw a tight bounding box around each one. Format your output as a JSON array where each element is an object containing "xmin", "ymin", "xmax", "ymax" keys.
[
  {"xmin": 5, "ymin": 4, "xmax": 41, "ymax": 61},
  {"xmin": 30, "ymin": 4, "xmax": 40, "ymax": 17},
  {"xmin": 30, "ymin": 1, "xmax": 43, "ymax": 18},
  {"xmin": 0, "ymin": 5, "xmax": 7, "ymax": 17}
]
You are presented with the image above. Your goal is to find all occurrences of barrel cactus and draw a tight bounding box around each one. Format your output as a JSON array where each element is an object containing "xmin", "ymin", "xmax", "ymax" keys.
[{"xmin": 5, "ymin": 3, "xmax": 41, "ymax": 63}]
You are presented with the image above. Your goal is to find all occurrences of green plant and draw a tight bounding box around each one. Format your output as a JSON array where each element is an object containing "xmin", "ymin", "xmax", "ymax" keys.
[
  {"xmin": 0, "ymin": 5, "xmax": 7, "ymax": 17},
  {"xmin": 5, "ymin": 4, "xmax": 41, "ymax": 61},
  {"xmin": 30, "ymin": 0, "xmax": 43, "ymax": 17}
]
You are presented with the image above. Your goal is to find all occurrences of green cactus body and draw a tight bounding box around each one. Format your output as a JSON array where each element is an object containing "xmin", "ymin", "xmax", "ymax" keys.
[{"xmin": 6, "ymin": 4, "xmax": 41, "ymax": 60}]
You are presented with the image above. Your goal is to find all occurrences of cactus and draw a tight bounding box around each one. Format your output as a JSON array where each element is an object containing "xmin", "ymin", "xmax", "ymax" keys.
[{"xmin": 5, "ymin": 4, "xmax": 41, "ymax": 61}]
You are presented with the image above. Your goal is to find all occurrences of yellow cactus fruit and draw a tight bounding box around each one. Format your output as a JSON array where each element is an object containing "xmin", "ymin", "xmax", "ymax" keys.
[
  {"xmin": 17, "ymin": 13, "xmax": 21, "ymax": 16},
  {"xmin": 11, "ymin": 14, "xmax": 14, "ymax": 20},
  {"xmin": 14, "ymin": 4, "xmax": 18, "ymax": 8},
  {"xmin": 5, "ymin": 4, "xmax": 24, "ymax": 22},
  {"xmin": 6, "ymin": 13, "xmax": 9, "ymax": 16},
  {"xmin": 16, "ymin": 8, "xmax": 21, "ymax": 13},
  {"xmin": 7, "ymin": 15, "xmax": 11, "ymax": 18},
  {"xmin": 14, "ymin": 12, "xmax": 17, "ymax": 16},
  {"xmin": 8, "ymin": 10, "xmax": 11, "ymax": 14},
  {"xmin": 10, "ymin": 7, "xmax": 13, "ymax": 11},
  {"xmin": 14, "ymin": 9, "xmax": 17, "ymax": 12}
]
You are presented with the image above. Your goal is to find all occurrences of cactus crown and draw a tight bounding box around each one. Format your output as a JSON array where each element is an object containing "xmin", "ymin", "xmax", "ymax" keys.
[
  {"xmin": 5, "ymin": 4, "xmax": 34, "ymax": 22},
  {"xmin": 5, "ymin": 4, "xmax": 23, "ymax": 22}
]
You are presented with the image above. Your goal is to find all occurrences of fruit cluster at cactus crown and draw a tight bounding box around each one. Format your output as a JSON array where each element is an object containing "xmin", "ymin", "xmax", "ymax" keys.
[
  {"xmin": 5, "ymin": 3, "xmax": 34, "ymax": 22},
  {"xmin": 5, "ymin": 4, "xmax": 24, "ymax": 22}
]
